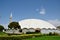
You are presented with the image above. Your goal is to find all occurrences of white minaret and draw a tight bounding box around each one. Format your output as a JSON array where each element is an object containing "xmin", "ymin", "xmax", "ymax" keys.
[{"xmin": 10, "ymin": 12, "xmax": 12, "ymax": 23}]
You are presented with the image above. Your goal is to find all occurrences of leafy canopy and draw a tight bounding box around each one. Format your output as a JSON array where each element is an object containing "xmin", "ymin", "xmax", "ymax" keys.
[
  {"xmin": 0, "ymin": 25, "xmax": 4, "ymax": 31},
  {"xmin": 8, "ymin": 22, "xmax": 21, "ymax": 29}
]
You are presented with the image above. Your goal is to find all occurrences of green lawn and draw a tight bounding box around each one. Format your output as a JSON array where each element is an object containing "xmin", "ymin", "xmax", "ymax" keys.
[
  {"xmin": 0, "ymin": 32, "xmax": 7, "ymax": 35},
  {"xmin": 25, "ymin": 36, "xmax": 60, "ymax": 40},
  {"xmin": 0, "ymin": 32, "xmax": 60, "ymax": 40}
]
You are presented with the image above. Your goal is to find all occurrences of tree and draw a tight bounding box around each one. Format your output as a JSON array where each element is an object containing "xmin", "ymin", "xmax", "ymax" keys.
[
  {"xmin": 57, "ymin": 26, "xmax": 60, "ymax": 29},
  {"xmin": 0, "ymin": 25, "xmax": 4, "ymax": 32},
  {"xmin": 8, "ymin": 22, "xmax": 21, "ymax": 29},
  {"xmin": 35, "ymin": 30, "xmax": 40, "ymax": 33}
]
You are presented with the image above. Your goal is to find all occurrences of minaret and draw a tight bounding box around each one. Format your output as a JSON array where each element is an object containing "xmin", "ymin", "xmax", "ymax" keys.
[{"xmin": 10, "ymin": 12, "xmax": 12, "ymax": 23}]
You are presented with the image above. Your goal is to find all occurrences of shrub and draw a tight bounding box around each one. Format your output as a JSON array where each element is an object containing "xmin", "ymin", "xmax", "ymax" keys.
[
  {"xmin": 0, "ymin": 25, "xmax": 4, "ymax": 32},
  {"xmin": 0, "ymin": 37, "xmax": 22, "ymax": 40},
  {"xmin": 19, "ymin": 29, "xmax": 22, "ymax": 32},
  {"xmin": 35, "ymin": 30, "xmax": 40, "ymax": 33},
  {"xmin": 26, "ymin": 32, "xmax": 39, "ymax": 34},
  {"xmin": 0, "ymin": 34, "xmax": 43, "ymax": 40},
  {"xmin": 48, "ymin": 32, "xmax": 59, "ymax": 36},
  {"xmin": 49, "ymin": 32, "xmax": 52, "ymax": 35},
  {"xmin": 53, "ymin": 32, "xmax": 59, "ymax": 35}
]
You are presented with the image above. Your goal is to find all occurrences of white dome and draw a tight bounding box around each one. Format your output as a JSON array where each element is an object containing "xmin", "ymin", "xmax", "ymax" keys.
[{"xmin": 19, "ymin": 19, "xmax": 56, "ymax": 29}]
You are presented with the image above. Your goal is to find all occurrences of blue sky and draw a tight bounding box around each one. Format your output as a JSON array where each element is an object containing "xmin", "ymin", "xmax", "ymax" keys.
[{"xmin": 0, "ymin": 0, "xmax": 60, "ymax": 28}]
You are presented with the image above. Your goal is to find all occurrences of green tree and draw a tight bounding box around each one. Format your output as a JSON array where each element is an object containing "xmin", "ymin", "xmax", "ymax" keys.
[
  {"xmin": 57, "ymin": 26, "xmax": 60, "ymax": 29},
  {"xmin": 8, "ymin": 22, "xmax": 21, "ymax": 29},
  {"xmin": 0, "ymin": 25, "xmax": 4, "ymax": 32}
]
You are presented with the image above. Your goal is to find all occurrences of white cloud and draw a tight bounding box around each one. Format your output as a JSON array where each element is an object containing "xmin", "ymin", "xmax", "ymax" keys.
[
  {"xmin": 39, "ymin": 8, "xmax": 45, "ymax": 15},
  {"xmin": 48, "ymin": 19, "xmax": 60, "ymax": 27},
  {"xmin": 36, "ymin": 7, "xmax": 45, "ymax": 15}
]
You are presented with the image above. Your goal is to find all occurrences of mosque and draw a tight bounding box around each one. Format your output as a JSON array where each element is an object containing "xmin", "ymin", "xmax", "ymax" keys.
[{"xmin": 4, "ymin": 13, "xmax": 60, "ymax": 34}]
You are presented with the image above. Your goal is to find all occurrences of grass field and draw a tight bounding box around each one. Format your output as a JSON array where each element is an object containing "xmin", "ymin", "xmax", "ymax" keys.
[
  {"xmin": 25, "ymin": 36, "xmax": 60, "ymax": 40},
  {"xmin": 0, "ymin": 32, "xmax": 60, "ymax": 40}
]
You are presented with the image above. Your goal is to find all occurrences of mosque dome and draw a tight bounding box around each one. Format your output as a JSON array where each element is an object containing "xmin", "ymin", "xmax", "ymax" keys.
[{"xmin": 19, "ymin": 19, "xmax": 56, "ymax": 29}]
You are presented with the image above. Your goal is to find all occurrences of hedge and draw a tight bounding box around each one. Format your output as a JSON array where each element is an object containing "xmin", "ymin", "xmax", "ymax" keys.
[
  {"xmin": 0, "ymin": 33, "xmax": 59, "ymax": 40},
  {"xmin": 0, "ymin": 34, "xmax": 41, "ymax": 40},
  {"xmin": 26, "ymin": 32, "xmax": 40, "ymax": 34},
  {"xmin": 0, "ymin": 37, "xmax": 22, "ymax": 40}
]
